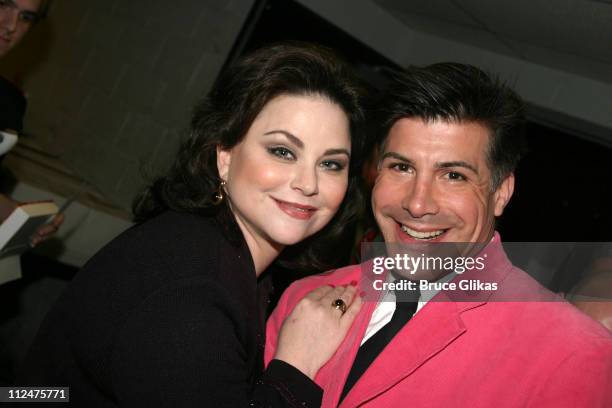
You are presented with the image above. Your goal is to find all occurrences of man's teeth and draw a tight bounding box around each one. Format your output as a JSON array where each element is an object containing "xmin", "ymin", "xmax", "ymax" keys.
[{"xmin": 401, "ymin": 225, "xmax": 445, "ymax": 239}]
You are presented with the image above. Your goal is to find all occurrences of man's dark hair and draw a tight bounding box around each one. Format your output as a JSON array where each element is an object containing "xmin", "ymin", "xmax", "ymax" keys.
[
  {"xmin": 39, "ymin": 0, "xmax": 52, "ymax": 17},
  {"xmin": 377, "ymin": 62, "xmax": 526, "ymax": 189},
  {"xmin": 32, "ymin": 0, "xmax": 52, "ymax": 21},
  {"xmin": 133, "ymin": 42, "xmax": 367, "ymax": 271}
]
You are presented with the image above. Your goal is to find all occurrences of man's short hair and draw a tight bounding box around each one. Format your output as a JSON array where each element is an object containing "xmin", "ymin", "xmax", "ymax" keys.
[
  {"xmin": 38, "ymin": 0, "xmax": 52, "ymax": 20},
  {"xmin": 377, "ymin": 63, "xmax": 527, "ymax": 189}
]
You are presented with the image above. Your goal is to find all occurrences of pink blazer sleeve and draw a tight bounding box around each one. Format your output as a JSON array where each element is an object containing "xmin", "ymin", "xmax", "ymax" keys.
[{"xmin": 526, "ymin": 337, "xmax": 612, "ymax": 407}]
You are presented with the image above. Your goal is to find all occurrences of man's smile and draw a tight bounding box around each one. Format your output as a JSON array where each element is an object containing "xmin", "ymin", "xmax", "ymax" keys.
[{"xmin": 397, "ymin": 222, "xmax": 449, "ymax": 242}]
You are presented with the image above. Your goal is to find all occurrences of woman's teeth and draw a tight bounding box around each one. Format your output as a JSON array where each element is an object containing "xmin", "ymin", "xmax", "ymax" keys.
[{"xmin": 401, "ymin": 225, "xmax": 445, "ymax": 240}]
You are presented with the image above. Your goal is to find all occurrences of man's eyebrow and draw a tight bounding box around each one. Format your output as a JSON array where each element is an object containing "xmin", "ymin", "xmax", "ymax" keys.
[
  {"xmin": 4, "ymin": 0, "xmax": 41, "ymax": 21},
  {"xmin": 380, "ymin": 151, "xmax": 413, "ymax": 164},
  {"xmin": 436, "ymin": 161, "xmax": 479, "ymax": 174},
  {"xmin": 263, "ymin": 130, "xmax": 303, "ymax": 149},
  {"xmin": 380, "ymin": 153, "xmax": 478, "ymax": 174}
]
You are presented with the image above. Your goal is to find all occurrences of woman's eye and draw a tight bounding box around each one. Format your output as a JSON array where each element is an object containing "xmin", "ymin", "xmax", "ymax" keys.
[
  {"xmin": 320, "ymin": 160, "xmax": 345, "ymax": 171},
  {"xmin": 268, "ymin": 147, "xmax": 295, "ymax": 161},
  {"xmin": 446, "ymin": 171, "xmax": 466, "ymax": 181}
]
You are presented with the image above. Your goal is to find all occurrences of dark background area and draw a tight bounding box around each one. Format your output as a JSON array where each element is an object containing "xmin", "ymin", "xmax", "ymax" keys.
[{"xmin": 502, "ymin": 122, "xmax": 612, "ymax": 241}]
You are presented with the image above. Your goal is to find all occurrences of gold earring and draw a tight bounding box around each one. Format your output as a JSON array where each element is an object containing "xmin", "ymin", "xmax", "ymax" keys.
[{"xmin": 212, "ymin": 180, "xmax": 226, "ymax": 205}]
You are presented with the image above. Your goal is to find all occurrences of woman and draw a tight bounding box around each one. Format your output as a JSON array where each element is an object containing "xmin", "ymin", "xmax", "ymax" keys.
[{"xmin": 18, "ymin": 43, "xmax": 367, "ymax": 407}]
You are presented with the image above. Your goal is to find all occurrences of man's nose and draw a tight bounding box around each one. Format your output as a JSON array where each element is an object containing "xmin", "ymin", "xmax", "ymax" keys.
[
  {"xmin": 1, "ymin": 9, "xmax": 19, "ymax": 33},
  {"xmin": 290, "ymin": 165, "xmax": 319, "ymax": 196},
  {"xmin": 401, "ymin": 176, "xmax": 439, "ymax": 218}
]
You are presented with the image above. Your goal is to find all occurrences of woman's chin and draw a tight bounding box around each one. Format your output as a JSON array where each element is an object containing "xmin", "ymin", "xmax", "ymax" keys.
[{"xmin": 267, "ymin": 229, "xmax": 316, "ymax": 247}]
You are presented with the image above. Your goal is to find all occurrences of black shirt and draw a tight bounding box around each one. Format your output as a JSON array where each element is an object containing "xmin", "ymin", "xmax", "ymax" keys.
[
  {"xmin": 0, "ymin": 76, "xmax": 26, "ymax": 133},
  {"xmin": 17, "ymin": 211, "xmax": 322, "ymax": 407}
]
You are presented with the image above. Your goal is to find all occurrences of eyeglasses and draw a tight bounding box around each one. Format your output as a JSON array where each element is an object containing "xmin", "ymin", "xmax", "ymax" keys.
[{"xmin": 0, "ymin": 0, "xmax": 40, "ymax": 25}]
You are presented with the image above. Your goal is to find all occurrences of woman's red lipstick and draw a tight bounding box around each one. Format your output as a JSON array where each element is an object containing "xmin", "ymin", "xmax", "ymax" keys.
[{"xmin": 274, "ymin": 198, "xmax": 317, "ymax": 220}]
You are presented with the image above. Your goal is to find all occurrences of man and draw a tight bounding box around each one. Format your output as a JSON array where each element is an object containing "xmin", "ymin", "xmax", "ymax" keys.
[
  {"xmin": 0, "ymin": 0, "xmax": 43, "ymax": 58},
  {"xmin": 0, "ymin": 0, "xmax": 61, "ymax": 243},
  {"xmin": 265, "ymin": 63, "xmax": 612, "ymax": 407},
  {"xmin": 0, "ymin": 0, "xmax": 45, "ymax": 133}
]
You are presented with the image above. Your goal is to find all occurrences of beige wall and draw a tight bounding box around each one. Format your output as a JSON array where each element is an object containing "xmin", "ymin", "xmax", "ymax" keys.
[{"xmin": 1, "ymin": 0, "xmax": 255, "ymax": 210}]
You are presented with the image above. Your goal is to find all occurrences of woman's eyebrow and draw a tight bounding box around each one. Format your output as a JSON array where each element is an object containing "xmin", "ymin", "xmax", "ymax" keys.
[
  {"xmin": 323, "ymin": 148, "xmax": 350, "ymax": 158},
  {"xmin": 264, "ymin": 130, "xmax": 350, "ymax": 158},
  {"xmin": 263, "ymin": 130, "xmax": 303, "ymax": 148}
]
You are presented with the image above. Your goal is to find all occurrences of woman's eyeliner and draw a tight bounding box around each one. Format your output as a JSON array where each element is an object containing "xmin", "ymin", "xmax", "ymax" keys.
[
  {"xmin": 267, "ymin": 146, "xmax": 346, "ymax": 171},
  {"xmin": 321, "ymin": 160, "xmax": 345, "ymax": 171},
  {"xmin": 268, "ymin": 146, "xmax": 295, "ymax": 160}
]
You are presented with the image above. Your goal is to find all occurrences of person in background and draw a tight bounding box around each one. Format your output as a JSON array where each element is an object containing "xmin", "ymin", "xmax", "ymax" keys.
[
  {"xmin": 0, "ymin": 0, "xmax": 62, "ymax": 245},
  {"xmin": 565, "ymin": 244, "xmax": 612, "ymax": 331},
  {"xmin": 17, "ymin": 43, "xmax": 367, "ymax": 407},
  {"xmin": 265, "ymin": 63, "xmax": 612, "ymax": 407},
  {"xmin": 0, "ymin": 0, "xmax": 47, "ymax": 132}
]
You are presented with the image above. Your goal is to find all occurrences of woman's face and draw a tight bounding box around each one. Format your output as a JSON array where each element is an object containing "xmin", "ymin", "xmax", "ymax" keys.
[{"xmin": 217, "ymin": 93, "xmax": 351, "ymax": 251}]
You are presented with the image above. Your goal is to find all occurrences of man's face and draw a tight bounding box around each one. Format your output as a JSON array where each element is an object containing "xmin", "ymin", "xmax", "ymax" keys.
[
  {"xmin": 0, "ymin": 0, "xmax": 41, "ymax": 58},
  {"xmin": 372, "ymin": 117, "xmax": 514, "ymax": 245}
]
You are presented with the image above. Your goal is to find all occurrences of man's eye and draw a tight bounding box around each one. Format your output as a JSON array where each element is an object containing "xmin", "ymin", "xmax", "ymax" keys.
[
  {"xmin": 268, "ymin": 146, "xmax": 295, "ymax": 161},
  {"xmin": 446, "ymin": 171, "xmax": 466, "ymax": 181},
  {"xmin": 320, "ymin": 160, "xmax": 345, "ymax": 171},
  {"xmin": 389, "ymin": 162, "xmax": 410, "ymax": 172},
  {"xmin": 19, "ymin": 12, "xmax": 38, "ymax": 23}
]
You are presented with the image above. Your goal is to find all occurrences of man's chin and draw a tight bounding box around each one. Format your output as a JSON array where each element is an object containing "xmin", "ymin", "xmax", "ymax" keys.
[{"xmin": 393, "ymin": 268, "xmax": 450, "ymax": 282}]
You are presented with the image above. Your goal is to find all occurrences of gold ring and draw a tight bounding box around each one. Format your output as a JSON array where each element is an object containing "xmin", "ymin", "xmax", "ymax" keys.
[{"xmin": 332, "ymin": 298, "xmax": 347, "ymax": 314}]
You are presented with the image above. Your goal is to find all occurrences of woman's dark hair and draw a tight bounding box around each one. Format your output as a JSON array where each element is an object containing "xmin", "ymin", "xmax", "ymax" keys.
[{"xmin": 133, "ymin": 42, "xmax": 367, "ymax": 271}]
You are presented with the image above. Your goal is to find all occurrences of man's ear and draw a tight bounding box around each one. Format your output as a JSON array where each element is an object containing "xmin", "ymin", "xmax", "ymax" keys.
[
  {"xmin": 493, "ymin": 173, "xmax": 515, "ymax": 217},
  {"xmin": 216, "ymin": 145, "xmax": 231, "ymax": 181}
]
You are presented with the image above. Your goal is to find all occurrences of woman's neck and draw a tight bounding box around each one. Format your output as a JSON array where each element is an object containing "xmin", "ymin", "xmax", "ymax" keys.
[
  {"xmin": 246, "ymin": 238, "xmax": 283, "ymax": 277},
  {"xmin": 233, "ymin": 216, "xmax": 283, "ymax": 277}
]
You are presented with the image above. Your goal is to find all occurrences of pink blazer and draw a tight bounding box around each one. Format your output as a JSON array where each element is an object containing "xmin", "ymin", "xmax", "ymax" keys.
[{"xmin": 265, "ymin": 240, "xmax": 612, "ymax": 407}]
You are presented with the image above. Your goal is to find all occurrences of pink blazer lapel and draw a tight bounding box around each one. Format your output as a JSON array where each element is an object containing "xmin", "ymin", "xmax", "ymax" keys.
[{"xmin": 339, "ymin": 300, "xmax": 484, "ymax": 407}]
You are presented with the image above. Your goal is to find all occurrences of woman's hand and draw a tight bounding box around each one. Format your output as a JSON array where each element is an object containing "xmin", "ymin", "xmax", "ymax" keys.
[{"xmin": 274, "ymin": 283, "xmax": 363, "ymax": 380}]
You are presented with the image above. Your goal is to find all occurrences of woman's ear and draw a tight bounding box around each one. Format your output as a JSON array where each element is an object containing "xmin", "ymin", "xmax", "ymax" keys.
[{"xmin": 216, "ymin": 145, "xmax": 231, "ymax": 181}]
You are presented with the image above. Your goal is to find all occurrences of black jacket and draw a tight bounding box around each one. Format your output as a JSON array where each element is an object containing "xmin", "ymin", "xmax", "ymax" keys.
[
  {"xmin": 17, "ymin": 211, "xmax": 321, "ymax": 407},
  {"xmin": 0, "ymin": 76, "xmax": 26, "ymax": 133}
]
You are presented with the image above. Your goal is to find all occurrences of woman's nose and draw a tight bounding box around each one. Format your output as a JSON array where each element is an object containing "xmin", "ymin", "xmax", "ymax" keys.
[{"xmin": 290, "ymin": 165, "xmax": 319, "ymax": 196}]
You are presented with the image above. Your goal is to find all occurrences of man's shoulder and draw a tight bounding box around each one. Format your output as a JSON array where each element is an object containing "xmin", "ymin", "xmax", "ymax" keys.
[
  {"xmin": 280, "ymin": 263, "xmax": 364, "ymax": 302},
  {"xmin": 494, "ymin": 266, "xmax": 611, "ymax": 339},
  {"xmin": 522, "ymin": 298, "xmax": 611, "ymax": 342}
]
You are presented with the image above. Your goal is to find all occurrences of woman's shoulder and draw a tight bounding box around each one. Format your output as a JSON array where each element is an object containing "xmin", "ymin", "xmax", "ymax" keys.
[
  {"xmin": 73, "ymin": 210, "xmax": 246, "ymax": 293},
  {"xmin": 129, "ymin": 210, "xmax": 223, "ymax": 243},
  {"xmin": 61, "ymin": 210, "xmax": 253, "ymax": 331},
  {"xmin": 96, "ymin": 211, "xmax": 226, "ymax": 264},
  {"xmin": 25, "ymin": 212, "xmax": 255, "ymax": 389}
]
